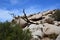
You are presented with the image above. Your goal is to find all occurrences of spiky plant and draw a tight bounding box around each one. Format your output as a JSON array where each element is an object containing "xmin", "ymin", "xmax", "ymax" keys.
[{"xmin": 0, "ymin": 21, "xmax": 31, "ymax": 40}]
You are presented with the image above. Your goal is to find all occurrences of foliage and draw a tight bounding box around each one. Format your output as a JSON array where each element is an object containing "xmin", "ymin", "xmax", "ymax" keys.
[
  {"xmin": 52, "ymin": 9, "xmax": 60, "ymax": 21},
  {"xmin": 0, "ymin": 21, "xmax": 31, "ymax": 40}
]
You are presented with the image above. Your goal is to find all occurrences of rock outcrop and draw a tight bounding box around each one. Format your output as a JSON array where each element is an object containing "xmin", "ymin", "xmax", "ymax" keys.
[{"xmin": 12, "ymin": 9, "xmax": 60, "ymax": 40}]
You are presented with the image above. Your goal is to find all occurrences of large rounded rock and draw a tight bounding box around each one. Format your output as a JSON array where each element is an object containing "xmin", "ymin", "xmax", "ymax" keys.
[
  {"xmin": 28, "ymin": 13, "xmax": 42, "ymax": 20},
  {"xmin": 28, "ymin": 24, "xmax": 43, "ymax": 32},
  {"xmin": 42, "ymin": 15, "xmax": 54, "ymax": 24},
  {"xmin": 43, "ymin": 23, "xmax": 60, "ymax": 35},
  {"xmin": 45, "ymin": 18, "xmax": 54, "ymax": 24},
  {"xmin": 24, "ymin": 24, "xmax": 44, "ymax": 40},
  {"xmin": 12, "ymin": 17, "xmax": 27, "ymax": 28}
]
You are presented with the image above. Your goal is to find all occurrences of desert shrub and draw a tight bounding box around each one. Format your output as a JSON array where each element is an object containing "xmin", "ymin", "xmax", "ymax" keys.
[
  {"xmin": 52, "ymin": 9, "xmax": 60, "ymax": 21},
  {"xmin": 0, "ymin": 21, "xmax": 31, "ymax": 40}
]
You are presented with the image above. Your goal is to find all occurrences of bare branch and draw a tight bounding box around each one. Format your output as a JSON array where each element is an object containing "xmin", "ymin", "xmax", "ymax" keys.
[
  {"xmin": 23, "ymin": 9, "xmax": 30, "ymax": 22},
  {"xmin": 23, "ymin": 9, "xmax": 39, "ymax": 24}
]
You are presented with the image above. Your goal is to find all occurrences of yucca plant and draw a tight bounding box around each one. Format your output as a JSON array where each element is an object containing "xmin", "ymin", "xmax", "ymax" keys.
[{"xmin": 0, "ymin": 21, "xmax": 31, "ymax": 40}]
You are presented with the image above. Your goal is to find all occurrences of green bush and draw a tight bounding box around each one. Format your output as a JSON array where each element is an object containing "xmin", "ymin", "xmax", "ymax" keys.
[
  {"xmin": 52, "ymin": 9, "xmax": 60, "ymax": 21},
  {"xmin": 0, "ymin": 21, "xmax": 31, "ymax": 40}
]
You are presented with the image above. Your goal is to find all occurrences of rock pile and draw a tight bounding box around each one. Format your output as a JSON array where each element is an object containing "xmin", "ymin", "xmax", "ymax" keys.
[{"xmin": 12, "ymin": 9, "xmax": 60, "ymax": 40}]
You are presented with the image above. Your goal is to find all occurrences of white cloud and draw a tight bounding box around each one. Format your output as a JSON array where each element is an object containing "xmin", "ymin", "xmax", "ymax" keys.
[
  {"xmin": 0, "ymin": 9, "xmax": 12, "ymax": 22},
  {"xmin": 0, "ymin": 9, "xmax": 23, "ymax": 22},
  {"xmin": 0, "ymin": 6, "xmax": 42, "ymax": 22}
]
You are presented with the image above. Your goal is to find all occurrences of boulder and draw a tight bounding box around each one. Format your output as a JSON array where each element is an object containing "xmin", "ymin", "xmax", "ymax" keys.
[
  {"xmin": 43, "ymin": 23, "xmax": 60, "ymax": 35},
  {"xmin": 24, "ymin": 24, "xmax": 44, "ymax": 40},
  {"xmin": 41, "ymin": 16, "xmax": 54, "ymax": 24},
  {"xmin": 44, "ymin": 18, "xmax": 54, "ymax": 24},
  {"xmin": 28, "ymin": 13, "xmax": 42, "ymax": 20},
  {"xmin": 12, "ymin": 17, "xmax": 27, "ymax": 28},
  {"xmin": 28, "ymin": 24, "xmax": 43, "ymax": 32},
  {"xmin": 42, "ymin": 10, "xmax": 52, "ymax": 16}
]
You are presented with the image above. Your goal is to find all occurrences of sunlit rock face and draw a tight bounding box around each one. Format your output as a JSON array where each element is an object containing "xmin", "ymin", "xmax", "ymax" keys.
[
  {"xmin": 28, "ymin": 24, "xmax": 44, "ymax": 39},
  {"xmin": 43, "ymin": 23, "xmax": 60, "ymax": 35},
  {"xmin": 31, "ymin": 30, "xmax": 43, "ymax": 38},
  {"xmin": 41, "ymin": 16, "xmax": 54, "ymax": 24},
  {"xmin": 23, "ymin": 24, "xmax": 44, "ymax": 40},
  {"xmin": 30, "ymin": 35, "xmax": 41, "ymax": 40},
  {"xmin": 12, "ymin": 16, "xmax": 27, "ymax": 28},
  {"xmin": 28, "ymin": 13, "xmax": 42, "ymax": 20},
  {"xmin": 12, "ymin": 9, "xmax": 60, "ymax": 40},
  {"xmin": 28, "ymin": 24, "xmax": 43, "ymax": 32}
]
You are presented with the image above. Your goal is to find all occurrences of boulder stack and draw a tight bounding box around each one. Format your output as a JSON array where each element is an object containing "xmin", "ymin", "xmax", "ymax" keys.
[{"xmin": 12, "ymin": 9, "xmax": 60, "ymax": 40}]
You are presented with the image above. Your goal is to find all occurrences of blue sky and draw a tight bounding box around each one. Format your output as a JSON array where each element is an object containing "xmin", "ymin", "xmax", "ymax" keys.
[{"xmin": 0, "ymin": 0, "xmax": 60, "ymax": 22}]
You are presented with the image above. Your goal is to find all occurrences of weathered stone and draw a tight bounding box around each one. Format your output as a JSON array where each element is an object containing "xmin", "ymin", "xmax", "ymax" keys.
[
  {"xmin": 42, "ymin": 10, "xmax": 52, "ymax": 16},
  {"xmin": 41, "ymin": 16, "xmax": 54, "ymax": 24},
  {"xmin": 43, "ymin": 23, "xmax": 60, "ymax": 35},
  {"xmin": 32, "ymin": 30, "xmax": 44, "ymax": 38},
  {"xmin": 12, "ymin": 17, "xmax": 27, "ymax": 28},
  {"xmin": 12, "ymin": 9, "xmax": 60, "ymax": 40},
  {"xmin": 54, "ymin": 21, "xmax": 60, "ymax": 26},
  {"xmin": 56, "ymin": 34, "xmax": 60, "ymax": 40},
  {"xmin": 41, "ymin": 37, "xmax": 52, "ymax": 40},
  {"xmin": 28, "ymin": 13, "xmax": 42, "ymax": 20},
  {"xmin": 24, "ymin": 24, "xmax": 44, "ymax": 40},
  {"xmin": 31, "ymin": 35, "xmax": 41, "ymax": 40}
]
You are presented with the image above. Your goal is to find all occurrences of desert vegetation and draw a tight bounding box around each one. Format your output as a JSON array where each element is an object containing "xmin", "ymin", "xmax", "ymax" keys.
[
  {"xmin": 52, "ymin": 9, "xmax": 60, "ymax": 21},
  {"xmin": 0, "ymin": 21, "xmax": 32, "ymax": 40}
]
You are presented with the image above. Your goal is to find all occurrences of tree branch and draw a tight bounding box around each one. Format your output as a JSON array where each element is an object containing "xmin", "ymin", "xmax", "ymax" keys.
[{"xmin": 23, "ymin": 9, "xmax": 39, "ymax": 24}]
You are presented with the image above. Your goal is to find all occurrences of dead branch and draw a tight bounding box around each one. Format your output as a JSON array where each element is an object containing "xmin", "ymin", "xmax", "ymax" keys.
[
  {"xmin": 23, "ymin": 9, "xmax": 30, "ymax": 22},
  {"xmin": 23, "ymin": 9, "xmax": 39, "ymax": 24}
]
